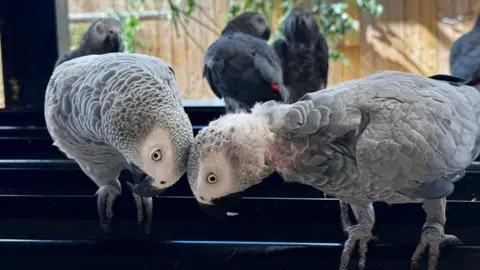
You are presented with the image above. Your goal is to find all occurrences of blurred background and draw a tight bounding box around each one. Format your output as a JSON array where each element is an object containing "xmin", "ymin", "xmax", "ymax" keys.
[{"xmin": 1, "ymin": 0, "xmax": 480, "ymax": 108}]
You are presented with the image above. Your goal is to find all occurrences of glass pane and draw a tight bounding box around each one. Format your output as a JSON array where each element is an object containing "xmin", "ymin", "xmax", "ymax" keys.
[{"xmin": 66, "ymin": 0, "xmax": 223, "ymax": 106}]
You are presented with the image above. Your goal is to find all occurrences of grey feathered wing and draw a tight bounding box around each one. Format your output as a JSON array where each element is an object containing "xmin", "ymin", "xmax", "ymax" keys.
[
  {"xmin": 46, "ymin": 58, "xmax": 122, "ymax": 166},
  {"xmin": 271, "ymin": 38, "xmax": 288, "ymax": 84},
  {"xmin": 264, "ymin": 71, "xmax": 480, "ymax": 200}
]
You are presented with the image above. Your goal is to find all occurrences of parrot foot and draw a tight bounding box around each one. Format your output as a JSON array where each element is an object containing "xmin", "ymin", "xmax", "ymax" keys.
[
  {"xmin": 95, "ymin": 185, "xmax": 121, "ymax": 233},
  {"xmin": 132, "ymin": 192, "xmax": 153, "ymax": 235},
  {"xmin": 339, "ymin": 224, "xmax": 376, "ymax": 270},
  {"xmin": 410, "ymin": 222, "xmax": 461, "ymax": 270}
]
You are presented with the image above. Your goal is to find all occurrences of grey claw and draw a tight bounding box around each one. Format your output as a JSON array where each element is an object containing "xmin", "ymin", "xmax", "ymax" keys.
[
  {"xmin": 339, "ymin": 225, "xmax": 374, "ymax": 270},
  {"xmin": 410, "ymin": 224, "xmax": 461, "ymax": 270},
  {"xmin": 126, "ymin": 181, "xmax": 135, "ymax": 191},
  {"xmin": 143, "ymin": 196, "xmax": 153, "ymax": 235},
  {"xmin": 144, "ymin": 222, "xmax": 152, "ymax": 235},
  {"xmin": 96, "ymin": 186, "xmax": 120, "ymax": 234},
  {"xmin": 132, "ymin": 192, "xmax": 153, "ymax": 235},
  {"xmin": 100, "ymin": 223, "xmax": 111, "ymax": 234}
]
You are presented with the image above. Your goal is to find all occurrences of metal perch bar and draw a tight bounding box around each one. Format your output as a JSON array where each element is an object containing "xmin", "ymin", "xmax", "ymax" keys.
[
  {"xmin": 68, "ymin": 11, "xmax": 168, "ymax": 23},
  {"xmin": 467, "ymin": 161, "xmax": 480, "ymax": 173}
]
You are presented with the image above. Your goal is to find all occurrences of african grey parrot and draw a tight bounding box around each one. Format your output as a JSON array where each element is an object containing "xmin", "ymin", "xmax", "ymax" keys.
[
  {"xmin": 55, "ymin": 18, "xmax": 124, "ymax": 68},
  {"xmin": 203, "ymin": 11, "xmax": 287, "ymax": 112},
  {"xmin": 221, "ymin": 11, "xmax": 271, "ymax": 40},
  {"xmin": 45, "ymin": 53, "xmax": 193, "ymax": 234},
  {"xmin": 272, "ymin": 4, "xmax": 329, "ymax": 103},
  {"xmin": 187, "ymin": 71, "xmax": 480, "ymax": 270},
  {"xmin": 449, "ymin": 12, "xmax": 480, "ymax": 81}
]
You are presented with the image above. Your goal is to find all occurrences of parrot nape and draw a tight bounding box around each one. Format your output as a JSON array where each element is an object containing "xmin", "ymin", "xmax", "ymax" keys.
[
  {"xmin": 45, "ymin": 53, "xmax": 193, "ymax": 234},
  {"xmin": 221, "ymin": 11, "xmax": 271, "ymax": 41},
  {"xmin": 55, "ymin": 18, "xmax": 124, "ymax": 68},
  {"xmin": 272, "ymin": 4, "xmax": 329, "ymax": 103},
  {"xmin": 449, "ymin": 12, "xmax": 480, "ymax": 81},
  {"xmin": 187, "ymin": 71, "xmax": 480, "ymax": 270}
]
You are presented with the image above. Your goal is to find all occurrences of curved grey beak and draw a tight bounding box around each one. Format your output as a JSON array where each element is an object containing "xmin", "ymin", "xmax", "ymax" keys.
[
  {"xmin": 104, "ymin": 33, "xmax": 122, "ymax": 52},
  {"xmin": 126, "ymin": 163, "xmax": 166, "ymax": 197},
  {"xmin": 198, "ymin": 191, "xmax": 243, "ymax": 219},
  {"xmin": 127, "ymin": 175, "xmax": 166, "ymax": 197},
  {"xmin": 262, "ymin": 28, "xmax": 271, "ymax": 40}
]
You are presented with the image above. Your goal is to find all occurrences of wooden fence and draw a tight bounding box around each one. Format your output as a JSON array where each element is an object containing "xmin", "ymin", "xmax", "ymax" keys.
[{"xmin": 1, "ymin": 0, "xmax": 480, "ymax": 107}]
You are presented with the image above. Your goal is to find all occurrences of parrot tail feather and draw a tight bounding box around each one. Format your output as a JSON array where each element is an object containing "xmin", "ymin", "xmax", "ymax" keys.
[{"xmin": 270, "ymin": 82, "xmax": 280, "ymax": 92}]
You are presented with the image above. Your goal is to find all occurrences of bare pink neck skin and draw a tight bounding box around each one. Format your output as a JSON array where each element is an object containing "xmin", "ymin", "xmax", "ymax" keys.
[{"xmin": 265, "ymin": 141, "xmax": 297, "ymax": 173}]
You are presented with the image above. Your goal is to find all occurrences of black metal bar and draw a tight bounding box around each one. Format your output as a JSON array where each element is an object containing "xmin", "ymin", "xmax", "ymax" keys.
[
  {"xmin": 0, "ymin": 240, "xmax": 477, "ymax": 270},
  {"xmin": 69, "ymin": 11, "xmax": 169, "ymax": 22},
  {"xmin": 0, "ymin": 106, "xmax": 225, "ymax": 125}
]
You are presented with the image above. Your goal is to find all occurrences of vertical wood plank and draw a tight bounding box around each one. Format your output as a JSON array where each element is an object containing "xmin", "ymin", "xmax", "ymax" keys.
[
  {"xmin": 170, "ymin": 18, "xmax": 188, "ymax": 99},
  {"xmin": 435, "ymin": 0, "xmax": 454, "ymax": 74},
  {"xmin": 386, "ymin": 0, "xmax": 406, "ymax": 72},
  {"xmin": 403, "ymin": 0, "xmax": 421, "ymax": 73},
  {"xmin": 339, "ymin": 2, "xmax": 361, "ymax": 84},
  {"xmin": 419, "ymin": 0, "xmax": 437, "ymax": 75},
  {"xmin": 359, "ymin": 3, "xmax": 375, "ymax": 77}
]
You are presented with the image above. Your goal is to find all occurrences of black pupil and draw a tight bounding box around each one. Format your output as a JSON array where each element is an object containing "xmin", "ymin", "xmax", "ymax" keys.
[
  {"xmin": 153, "ymin": 153, "xmax": 159, "ymax": 159},
  {"xmin": 209, "ymin": 176, "xmax": 216, "ymax": 182}
]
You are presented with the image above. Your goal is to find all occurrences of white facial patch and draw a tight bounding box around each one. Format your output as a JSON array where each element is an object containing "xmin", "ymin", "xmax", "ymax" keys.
[
  {"xmin": 196, "ymin": 151, "xmax": 235, "ymax": 202},
  {"xmin": 139, "ymin": 126, "xmax": 176, "ymax": 188}
]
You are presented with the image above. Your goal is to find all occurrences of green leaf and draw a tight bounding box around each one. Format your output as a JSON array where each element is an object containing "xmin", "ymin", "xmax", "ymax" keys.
[
  {"xmin": 357, "ymin": 0, "xmax": 384, "ymax": 17},
  {"xmin": 243, "ymin": 0, "xmax": 253, "ymax": 10},
  {"xmin": 226, "ymin": 1, "xmax": 241, "ymax": 21},
  {"xmin": 186, "ymin": 0, "xmax": 197, "ymax": 15}
]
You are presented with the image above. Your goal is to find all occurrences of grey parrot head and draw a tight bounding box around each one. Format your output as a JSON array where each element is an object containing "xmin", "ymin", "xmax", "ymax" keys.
[
  {"xmin": 106, "ymin": 63, "xmax": 193, "ymax": 197},
  {"xmin": 221, "ymin": 11, "xmax": 271, "ymax": 41},
  {"xmin": 187, "ymin": 112, "xmax": 274, "ymax": 219},
  {"xmin": 80, "ymin": 18, "xmax": 125, "ymax": 54},
  {"xmin": 284, "ymin": 4, "xmax": 320, "ymax": 43},
  {"xmin": 126, "ymin": 109, "xmax": 194, "ymax": 198}
]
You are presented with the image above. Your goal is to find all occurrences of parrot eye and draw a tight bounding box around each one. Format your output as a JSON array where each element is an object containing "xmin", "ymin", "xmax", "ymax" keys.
[
  {"xmin": 206, "ymin": 173, "xmax": 218, "ymax": 184},
  {"xmin": 151, "ymin": 149, "xmax": 162, "ymax": 161}
]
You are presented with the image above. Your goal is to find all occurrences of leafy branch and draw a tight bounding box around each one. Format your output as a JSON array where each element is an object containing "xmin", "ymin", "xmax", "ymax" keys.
[{"xmin": 226, "ymin": 0, "xmax": 383, "ymax": 68}]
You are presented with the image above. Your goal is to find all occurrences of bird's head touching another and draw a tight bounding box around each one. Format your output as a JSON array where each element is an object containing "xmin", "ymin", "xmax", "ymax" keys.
[{"xmin": 187, "ymin": 112, "xmax": 275, "ymax": 219}]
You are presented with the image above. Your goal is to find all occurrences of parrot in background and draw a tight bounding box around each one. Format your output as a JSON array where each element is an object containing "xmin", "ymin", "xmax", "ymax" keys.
[
  {"xmin": 203, "ymin": 11, "xmax": 287, "ymax": 112},
  {"xmin": 221, "ymin": 11, "xmax": 271, "ymax": 40},
  {"xmin": 187, "ymin": 70, "xmax": 480, "ymax": 270},
  {"xmin": 54, "ymin": 18, "xmax": 124, "ymax": 68},
  {"xmin": 45, "ymin": 53, "xmax": 194, "ymax": 234},
  {"xmin": 203, "ymin": 33, "xmax": 287, "ymax": 112},
  {"xmin": 449, "ymin": 12, "xmax": 480, "ymax": 81},
  {"xmin": 272, "ymin": 4, "xmax": 329, "ymax": 103}
]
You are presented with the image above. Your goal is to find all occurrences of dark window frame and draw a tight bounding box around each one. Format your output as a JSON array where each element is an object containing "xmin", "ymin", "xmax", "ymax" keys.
[{"xmin": 0, "ymin": 0, "xmax": 225, "ymax": 112}]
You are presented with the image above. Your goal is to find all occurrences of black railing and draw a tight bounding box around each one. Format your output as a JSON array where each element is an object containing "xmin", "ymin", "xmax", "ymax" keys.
[{"xmin": 1, "ymin": 107, "xmax": 480, "ymax": 270}]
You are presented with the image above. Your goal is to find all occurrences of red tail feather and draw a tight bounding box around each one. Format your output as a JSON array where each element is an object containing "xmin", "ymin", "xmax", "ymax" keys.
[{"xmin": 270, "ymin": 83, "xmax": 280, "ymax": 92}]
